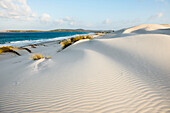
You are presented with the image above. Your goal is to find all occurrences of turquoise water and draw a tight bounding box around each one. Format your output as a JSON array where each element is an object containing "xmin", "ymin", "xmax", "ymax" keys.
[{"xmin": 0, "ymin": 32, "xmax": 89, "ymax": 47}]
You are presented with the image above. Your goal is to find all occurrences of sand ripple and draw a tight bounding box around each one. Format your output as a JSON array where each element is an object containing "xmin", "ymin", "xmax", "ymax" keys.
[{"xmin": 0, "ymin": 29, "xmax": 170, "ymax": 112}]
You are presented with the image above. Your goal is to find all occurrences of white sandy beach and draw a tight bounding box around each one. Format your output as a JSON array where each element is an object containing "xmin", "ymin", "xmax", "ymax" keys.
[{"xmin": 0, "ymin": 24, "xmax": 170, "ymax": 113}]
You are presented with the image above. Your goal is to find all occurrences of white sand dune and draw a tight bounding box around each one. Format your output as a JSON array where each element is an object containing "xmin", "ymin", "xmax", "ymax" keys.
[
  {"xmin": 0, "ymin": 24, "xmax": 170, "ymax": 113},
  {"xmin": 123, "ymin": 24, "xmax": 170, "ymax": 35}
]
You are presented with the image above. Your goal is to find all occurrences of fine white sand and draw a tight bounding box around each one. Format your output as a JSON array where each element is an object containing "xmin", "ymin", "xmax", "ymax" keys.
[{"xmin": 0, "ymin": 24, "xmax": 170, "ymax": 113}]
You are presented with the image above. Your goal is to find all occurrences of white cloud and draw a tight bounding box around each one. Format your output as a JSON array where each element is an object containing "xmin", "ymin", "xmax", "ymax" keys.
[
  {"xmin": 63, "ymin": 16, "xmax": 73, "ymax": 21},
  {"xmin": 31, "ymin": 13, "xmax": 37, "ymax": 17},
  {"xmin": 69, "ymin": 21, "xmax": 76, "ymax": 26},
  {"xmin": 0, "ymin": 0, "xmax": 36, "ymax": 20},
  {"xmin": 140, "ymin": 0, "xmax": 165, "ymax": 2},
  {"xmin": 156, "ymin": 13, "xmax": 163, "ymax": 18},
  {"xmin": 156, "ymin": 0, "xmax": 164, "ymax": 2},
  {"xmin": 148, "ymin": 13, "xmax": 163, "ymax": 20},
  {"xmin": 40, "ymin": 13, "xmax": 51, "ymax": 22},
  {"xmin": 103, "ymin": 19, "xmax": 111, "ymax": 24},
  {"xmin": 54, "ymin": 19, "xmax": 64, "ymax": 24},
  {"xmin": 84, "ymin": 23, "xmax": 94, "ymax": 28},
  {"xmin": 54, "ymin": 16, "xmax": 75, "ymax": 25}
]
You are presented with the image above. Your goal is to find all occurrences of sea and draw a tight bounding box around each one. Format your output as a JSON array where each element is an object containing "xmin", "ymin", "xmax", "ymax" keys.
[{"xmin": 0, "ymin": 32, "xmax": 91, "ymax": 47}]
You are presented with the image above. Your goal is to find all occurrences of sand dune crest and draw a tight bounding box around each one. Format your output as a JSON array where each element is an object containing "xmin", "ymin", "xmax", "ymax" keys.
[{"xmin": 123, "ymin": 24, "xmax": 170, "ymax": 34}]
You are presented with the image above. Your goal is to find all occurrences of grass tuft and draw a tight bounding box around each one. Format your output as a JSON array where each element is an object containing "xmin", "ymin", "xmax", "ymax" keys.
[
  {"xmin": 96, "ymin": 33, "xmax": 105, "ymax": 36},
  {"xmin": 60, "ymin": 39, "xmax": 72, "ymax": 49},
  {"xmin": 8, "ymin": 46, "xmax": 32, "ymax": 53},
  {"xmin": 59, "ymin": 35, "xmax": 93, "ymax": 50},
  {"xmin": 0, "ymin": 46, "xmax": 32, "ymax": 56},
  {"xmin": 20, "ymin": 47, "xmax": 32, "ymax": 53},
  {"xmin": 0, "ymin": 46, "xmax": 21, "ymax": 56},
  {"xmin": 85, "ymin": 35, "xmax": 93, "ymax": 40},
  {"xmin": 30, "ymin": 54, "xmax": 51, "ymax": 60}
]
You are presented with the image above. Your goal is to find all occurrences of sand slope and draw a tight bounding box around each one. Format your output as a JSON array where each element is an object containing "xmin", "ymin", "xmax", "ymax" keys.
[
  {"xmin": 123, "ymin": 24, "xmax": 170, "ymax": 35},
  {"xmin": 0, "ymin": 24, "xmax": 170, "ymax": 113}
]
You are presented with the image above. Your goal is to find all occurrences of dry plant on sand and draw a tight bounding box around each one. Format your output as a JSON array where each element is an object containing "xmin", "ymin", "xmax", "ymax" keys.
[
  {"xmin": 59, "ymin": 35, "xmax": 93, "ymax": 49},
  {"xmin": 30, "ymin": 54, "xmax": 51, "ymax": 60},
  {"xmin": 0, "ymin": 46, "xmax": 32, "ymax": 56},
  {"xmin": 0, "ymin": 46, "xmax": 21, "ymax": 56}
]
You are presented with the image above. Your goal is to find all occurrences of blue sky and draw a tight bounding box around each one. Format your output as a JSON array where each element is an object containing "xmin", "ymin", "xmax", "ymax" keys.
[{"xmin": 0, "ymin": 0, "xmax": 169, "ymax": 31}]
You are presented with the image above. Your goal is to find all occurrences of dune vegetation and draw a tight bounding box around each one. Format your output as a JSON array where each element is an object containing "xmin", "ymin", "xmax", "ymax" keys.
[
  {"xmin": 96, "ymin": 33, "xmax": 106, "ymax": 36},
  {"xmin": 11, "ymin": 47, "xmax": 32, "ymax": 53},
  {"xmin": 30, "ymin": 54, "xmax": 51, "ymax": 60},
  {"xmin": 0, "ymin": 46, "xmax": 21, "ymax": 56},
  {"xmin": 59, "ymin": 35, "xmax": 93, "ymax": 49},
  {"xmin": 0, "ymin": 46, "xmax": 32, "ymax": 56}
]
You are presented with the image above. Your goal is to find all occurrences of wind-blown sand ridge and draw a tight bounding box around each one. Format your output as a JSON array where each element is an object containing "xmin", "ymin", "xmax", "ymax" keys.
[{"xmin": 123, "ymin": 24, "xmax": 170, "ymax": 35}]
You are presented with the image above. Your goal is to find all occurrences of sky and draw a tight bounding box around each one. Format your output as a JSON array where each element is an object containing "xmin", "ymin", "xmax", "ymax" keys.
[{"xmin": 0, "ymin": 0, "xmax": 170, "ymax": 31}]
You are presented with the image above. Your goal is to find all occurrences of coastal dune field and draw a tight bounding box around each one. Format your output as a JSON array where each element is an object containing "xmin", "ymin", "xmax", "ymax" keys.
[{"xmin": 0, "ymin": 24, "xmax": 170, "ymax": 113}]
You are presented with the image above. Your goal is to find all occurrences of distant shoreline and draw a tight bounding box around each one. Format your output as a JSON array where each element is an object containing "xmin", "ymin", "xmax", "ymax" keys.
[
  {"xmin": 0, "ymin": 29, "xmax": 113, "ymax": 33},
  {"xmin": 0, "ymin": 30, "xmax": 42, "ymax": 33}
]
